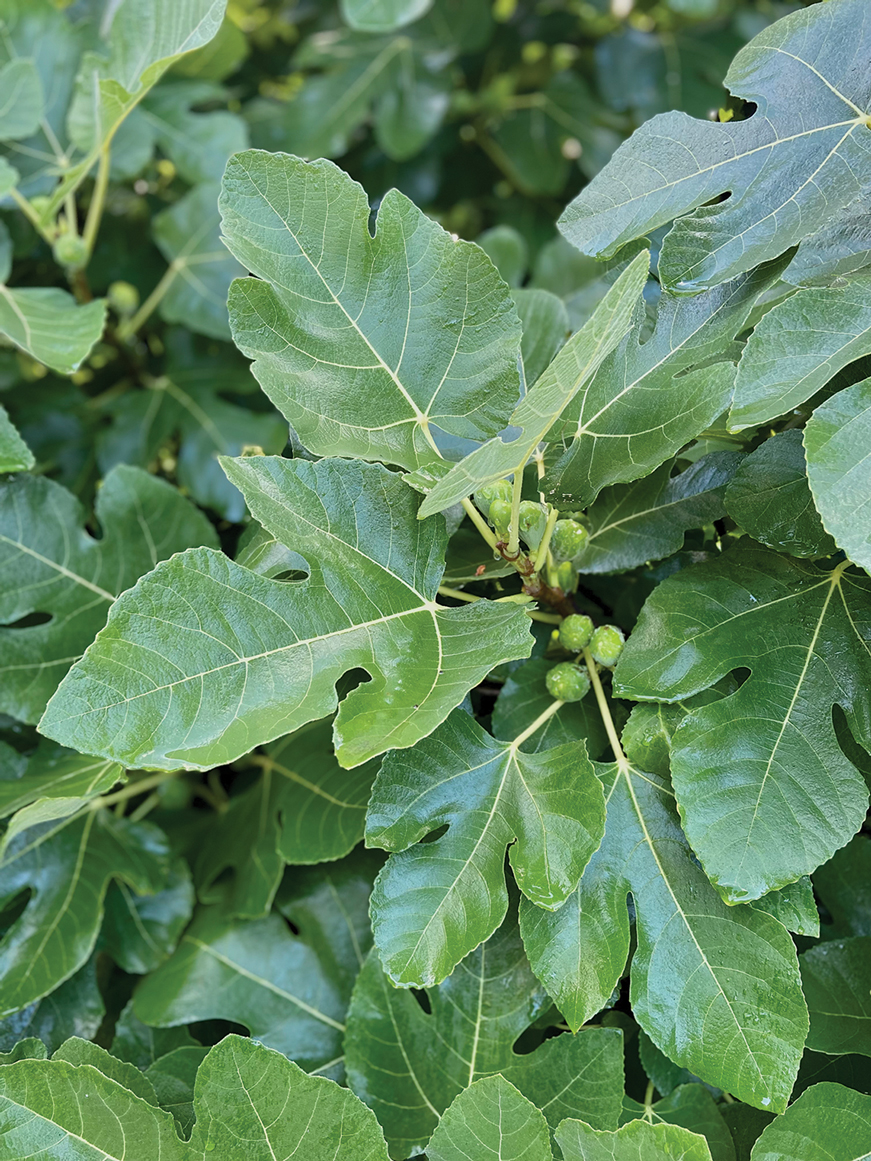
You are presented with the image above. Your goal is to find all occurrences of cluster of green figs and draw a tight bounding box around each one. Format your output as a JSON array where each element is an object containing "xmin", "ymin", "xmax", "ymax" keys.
[{"xmin": 473, "ymin": 480, "xmax": 626, "ymax": 704}]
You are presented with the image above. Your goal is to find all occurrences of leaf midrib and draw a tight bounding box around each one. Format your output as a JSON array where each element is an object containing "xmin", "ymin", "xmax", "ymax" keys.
[{"xmin": 621, "ymin": 762, "xmax": 768, "ymax": 1093}]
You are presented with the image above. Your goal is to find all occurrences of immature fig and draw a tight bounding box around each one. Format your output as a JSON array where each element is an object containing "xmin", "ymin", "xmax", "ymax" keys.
[
  {"xmin": 555, "ymin": 559, "xmax": 582, "ymax": 594},
  {"xmin": 589, "ymin": 624, "xmax": 625, "ymax": 667},
  {"xmin": 518, "ymin": 501, "xmax": 547, "ymax": 549},
  {"xmin": 52, "ymin": 233, "xmax": 88, "ymax": 268},
  {"xmin": 559, "ymin": 613, "xmax": 593, "ymax": 652},
  {"xmin": 473, "ymin": 479, "xmax": 512, "ymax": 516},
  {"xmin": 108, "ymin": 280, "xmax": 139, "ymax": 316},
  {"xmin": 545, "ymin": 661, "xmax": 591, "ymax": 702},
  {"xmin": 489, "ymin": 498, "xmax": 512, "ymax": 538},
  {"xmin": 550, "ymin": 518, "xmax": 589, "ymax": 562}
]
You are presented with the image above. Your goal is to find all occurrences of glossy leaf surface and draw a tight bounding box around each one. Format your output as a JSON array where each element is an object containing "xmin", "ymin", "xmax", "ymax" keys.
[
  {"xmin": 222, "ymin": 151, "xmax": 522, "ymax": 471},
  {"xmin": 367, "ymin": 707, "xmax": 605, "ymax": 986},
  {"xmin": 40, "ymin": 457, "xmax": 532, "ymax": 771},
  {"xmin": 519, "ymin": 753, "xmax": 807, "ymax": 1111},
  {"xmin": 427, "ymin": 1076, "xmax": 552, "ymax": 1161},
  {"xmin": 616, "ymin": 541, "xmax": 871, "ymax": 902},
  {"xmin": 559, "ymin": 0, "xmax": 871, "ymax": 291}
]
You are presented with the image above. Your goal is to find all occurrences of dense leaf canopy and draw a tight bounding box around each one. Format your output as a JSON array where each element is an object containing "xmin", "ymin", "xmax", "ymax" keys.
[{"xmin": 1, "ymin": 1, "xmax": 870, "ymax": 1158}]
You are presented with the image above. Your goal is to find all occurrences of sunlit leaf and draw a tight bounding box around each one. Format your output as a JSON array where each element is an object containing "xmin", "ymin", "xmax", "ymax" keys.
[
  {"xmin": 221, "ymin": 150, "xmax": 523, "ymax": 471},
  {"xmin": 560, "ymin": 0, "xmax": 871, "ymax": 292},
  {"xmin": 427, "ymin": 1075, "xmax": 552, "ymax": 1161},
  {"xmin": 41, "ymin": 457, "xmax": 532, "ymax": 771},
  {"xmin": 419, "ymin": 250, "xmax": 649, "ymax": 516},
  {"xmin": 367, "ymin": 707, "xmax": 605, "ymax": 987}
]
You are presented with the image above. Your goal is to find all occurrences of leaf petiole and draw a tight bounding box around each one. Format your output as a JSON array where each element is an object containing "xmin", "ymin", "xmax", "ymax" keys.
[
  {"xmin": 506, "ymin": 466, "xmax": 524, "ymax": 557},
  {"xmin": 583, "ymin": 646, "xmax": 626, "ymax": 765},
  {"xmin": 82, "ymin": 144, "xmax": 112, "ymax": 257},
  {"xmin": 510, "ymin": 697, "xmax": 564, "ymax": 749},
  {"xmin": 532, "ymin": 505, "xmax": 559, "ymax": 573}
]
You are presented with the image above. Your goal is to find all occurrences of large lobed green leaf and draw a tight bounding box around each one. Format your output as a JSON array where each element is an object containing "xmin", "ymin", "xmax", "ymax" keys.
[
  {"xmin": 616, "ymin": 541, "xmax": 871, "ymax": 902},
  {"xmin": 40, "ymin": 456, "xmax": 532, "ymax": 771},
  {"xmin": 221, "ymin": 150, "xmax": 523, "ymax": 471},
  {"xmin": 346, "ymin": 912, "xmax": 624, "ymax": 1158},
  {"xmin": 0, "ymin": 1034, "xmax": 391, "ymax": 1160},
  {"xmin": 366, "ymin": 706, "xmax": 605, "ymax": 987},
  {"xmin": 520, "ymin": 712, "xmax": 808, "ymax": 1112},
  {"xmin": 559, "ymin": 0, "xmax": 871, "ymax": 292},
  {"xmin": 541, "ymin": 258, "xmax": 785, "ymax": 508},
  {"xmin": 0, "ymin": 465, "xmax": 217, "ymax": 724},
  {"xmin": 135, "ymin": 854, "xmax": 374, "ymax": 1077},
  {"xmin": 0, "ymin": 810, "xmax": 169, "ymax": 1016}
]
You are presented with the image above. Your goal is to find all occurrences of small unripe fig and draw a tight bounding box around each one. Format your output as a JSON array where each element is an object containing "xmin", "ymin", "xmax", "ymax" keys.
[
  {"xmin": 589, "ymin": 624, "xmax": 625, "ymax": 667},
  {"xmin": 29, "ymin": 195, "xmax": 53, "ymax": 221},
  {"xmin": 518, "ymin": 501, "xmax": 547, "ymax": 549},
  {"xmin": 52, "ymin": 233, "xmax": 88, "ymax": 268},
  {"xmin": 473, "ymin": 479, "xmax": 512, "ymax": 516},
  {"xmin": 108, "ymin": 280, "xmax": 139, "ymax": 315},
  {"xmin": 559, "ymin": 613, "xmax": 593, "ymax": 652},
  {"xmin": 550, "ymin": 518, "xmax": 589, "ymax": 562},
  {"xmin": 550, "ymin": 559, "xmax": 577, "ymax": 593},
  {"xmin": 545, "ymin": 661, "xmax": 591, "ymax": 702},
  {"xmin": 489, "ymin": 498, "xmax": 512, "ymax": 537}
]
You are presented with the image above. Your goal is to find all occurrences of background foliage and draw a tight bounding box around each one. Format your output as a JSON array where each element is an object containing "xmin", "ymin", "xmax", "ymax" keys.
[{"xmin": 1, "ymin": 0, "xmax": 870, "ymax": 1158}]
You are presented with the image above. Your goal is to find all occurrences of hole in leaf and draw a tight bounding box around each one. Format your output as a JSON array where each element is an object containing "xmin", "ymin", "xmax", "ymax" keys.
[
  {"xmin": 3, "ymin": 611, "xmax": 52, "ymax": 629},
  {"xmin": 188, "ymin": 1018, "xmax": 250, "ymax": 1046},
  {"xmin": 0, "ymin": 888, "xmax": 32, "ymax": 936},
  {"xmin": 335, "ymin": 668, "xmax": 372, "ymax": 700},
  {"xmin": 411, "ymin": 988, "xmax": 431, "ymax": 1014},
  {"xmin": 419, "ymin": 824, "xmax": 448, "ymax": 845}
]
